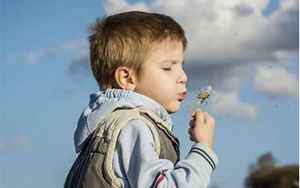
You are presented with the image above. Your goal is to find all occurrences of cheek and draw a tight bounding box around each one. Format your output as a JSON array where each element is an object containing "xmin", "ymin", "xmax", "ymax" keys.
[
  {"xmin": 155, "ymin": 79, "xmax": 172, "ymax": 92},
  {"xmin": 148, "ymin": 81, "xmax": 172, "ymax": 103},
  {"xmin": 156, "ymin": 83, "xmax": 177, "ymax": 103},
  {"xmin": 138, "ymin": 69, "xmax": 177, "ymax": 101}
]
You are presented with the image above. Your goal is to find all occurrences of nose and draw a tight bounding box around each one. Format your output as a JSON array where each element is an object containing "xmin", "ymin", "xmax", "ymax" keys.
[{"xmin": 177, "ymin": 68, "xmax": 188, "ymax": 84}]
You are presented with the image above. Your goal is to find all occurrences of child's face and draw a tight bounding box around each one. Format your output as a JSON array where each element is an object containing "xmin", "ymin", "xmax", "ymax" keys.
[{"xmin": 134, "ymin": 39, "xmax": 188, "ymax": 113}]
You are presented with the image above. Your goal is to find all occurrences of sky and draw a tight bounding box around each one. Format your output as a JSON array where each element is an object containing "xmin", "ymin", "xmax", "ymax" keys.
[{"xmin": 0, "ymin": 0, "xmax": 299, "ymax": 188}]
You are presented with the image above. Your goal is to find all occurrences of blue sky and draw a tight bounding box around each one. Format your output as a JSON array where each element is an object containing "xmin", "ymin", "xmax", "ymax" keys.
[{"xmin": 1, "ymin": 0, "xmax": 299, "ymax": 188}]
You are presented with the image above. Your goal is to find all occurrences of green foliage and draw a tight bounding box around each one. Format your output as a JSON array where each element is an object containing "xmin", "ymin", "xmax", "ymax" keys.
[{"xmin": 245, "ymin": 152, "xmax": 299, "ymax": 188}]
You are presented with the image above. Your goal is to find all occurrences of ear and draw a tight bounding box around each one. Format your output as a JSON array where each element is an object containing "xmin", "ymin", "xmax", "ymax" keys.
[{"xmin": 114, "ymin": 66, "xmax": 137, "ymax": 90}]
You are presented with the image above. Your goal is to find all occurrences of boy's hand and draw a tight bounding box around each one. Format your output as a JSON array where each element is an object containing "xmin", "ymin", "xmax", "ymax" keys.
[{"xmin": 188, "ymin": 110, "xmax": 215, "ymax": 150}]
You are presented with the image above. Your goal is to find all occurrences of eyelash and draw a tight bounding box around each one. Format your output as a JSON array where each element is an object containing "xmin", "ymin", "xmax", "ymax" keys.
[{"xmin": 163, "ymin": 67, "xmax": 172, "ymax": 71}]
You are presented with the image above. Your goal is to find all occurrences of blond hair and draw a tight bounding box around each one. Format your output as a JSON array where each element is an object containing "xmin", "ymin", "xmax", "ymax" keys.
[{"xmin": 89, "ymin": 11, "xmax": 187, "ymax": 89}]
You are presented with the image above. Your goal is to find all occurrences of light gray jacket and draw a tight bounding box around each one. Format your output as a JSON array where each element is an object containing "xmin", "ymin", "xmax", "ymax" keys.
[{"xmin": 74, "ymin": 88, "xmax": 218, "ymax": 188}]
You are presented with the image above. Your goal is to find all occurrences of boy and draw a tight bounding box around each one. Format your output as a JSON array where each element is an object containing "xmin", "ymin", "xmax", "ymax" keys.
[{"xmin": 65, "ymin": 11, "xmax": 218, "ymax": 188}]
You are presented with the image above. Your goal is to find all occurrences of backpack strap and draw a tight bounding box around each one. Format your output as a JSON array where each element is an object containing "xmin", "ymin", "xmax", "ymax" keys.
[{"xmin": 95, "ymin": 107, "xmax": 161, "ymax": 188}]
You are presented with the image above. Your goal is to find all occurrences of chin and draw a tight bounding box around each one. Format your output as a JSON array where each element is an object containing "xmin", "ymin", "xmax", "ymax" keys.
[{"xmin": 166, "ymin": 103, "xmax": 181, "ymax": 114}]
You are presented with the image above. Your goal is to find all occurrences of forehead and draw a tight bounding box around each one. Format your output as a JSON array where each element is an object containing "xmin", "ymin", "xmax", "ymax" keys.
[{"xmin": 146, "ymin": 39, "xmax": 184, "ymax": 64}]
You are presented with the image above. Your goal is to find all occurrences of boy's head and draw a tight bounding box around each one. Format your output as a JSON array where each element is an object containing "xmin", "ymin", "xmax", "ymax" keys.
[
  {"xmin": 89, "ymin": 11, "xmax": 188, "ymax": 113},
  {"xmin": 89, "ymin": 11, "xmax": 187, "ymax": 90}
]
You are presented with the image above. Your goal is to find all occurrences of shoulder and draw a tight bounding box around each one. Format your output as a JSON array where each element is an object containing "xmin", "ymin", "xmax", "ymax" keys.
[
  {"xmin": 113, "ymin": 109, "xmax": 160, "ymax": 151},
  {"xmin": 113, "ymin": 108, "xmax": 157, "ymax": 138},
  {"xmin": 116, "ymin": 118, "xmax": 160, "ymax": 159},
  {"xmin": 119, "ymin": 119, "xmax": 155, "ymax": 142}
]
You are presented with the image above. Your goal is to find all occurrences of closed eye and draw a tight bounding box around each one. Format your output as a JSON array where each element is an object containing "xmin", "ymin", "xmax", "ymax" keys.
[{"xmin": 162, "ymin": 67, "xmax": 172, "ymax": 71}]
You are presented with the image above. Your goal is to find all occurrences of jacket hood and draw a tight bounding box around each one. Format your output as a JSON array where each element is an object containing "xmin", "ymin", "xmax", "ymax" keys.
[{"xmin": 74, "ymin": 88, "xmax": 173, "ymax": 153}]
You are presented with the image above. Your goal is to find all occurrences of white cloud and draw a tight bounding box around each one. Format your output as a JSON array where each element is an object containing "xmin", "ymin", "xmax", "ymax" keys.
[
  {"xmin": 281, "ymin": 0, "xmax": 299, "ymax": 11},
  {"xmin": 252, "ymin": 50, "xmax": 298, "ymax": 97},
  {"xmin": 104, "ymin": 0, "xmax": 149, "ymax": 15},
  {"xmin": 272, "ymin": 50, "xmax": 297, "ymax": 65},
  {"xmin": 186, "ymin": 63, "xmax": 251, "ymax": 92},
  {"xmin": 62, "ymin": 39, "xmax": 89, "ymax": 57},
  {"xmin": 24, "ymin": 39, "xmax": 88, "ymax": 64},
  {"xmin": 100, "ymin": 0, "xmax": 298, "ymax": 119},
  {"xmin": 103, "ymin": 0, "xmax": 297, "ymax": 64},
  {"xmin": 0, "ymin": 135, "xmax": 31, "ymax": 152},
  {"xmin": 254, "ymin": 64, "xmax": 298, "ymax": 97},
  {"xmin": 26, "ymin": 50, "xmax": 49, "ymax": 64},
  {"xmin": 210, "ymin": 90, "xmax": 258, "ymax": 120}
]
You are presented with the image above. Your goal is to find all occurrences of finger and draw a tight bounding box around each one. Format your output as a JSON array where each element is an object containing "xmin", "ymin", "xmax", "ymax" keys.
[
  {"xmin": 189, "ymin": 135, "xmax": 196, "ymax": 142},
  {"xmin": 189, "ymin": 129, "xmax": 195, "ymax": 141},
  {"xmin": 204, "ymin": 116, "xmax": 207, "ymax": 124},
  {"xmin": 191, "ymin": 114, "xmax": 196, "ymax": 121},
  {"xmin": 203, "ymin": 112, "xmax": 212, "ymax": 124},
  {"xmin": 189, "ymin": 120, "xmax": 195, "ymax": 128},
  {"xmin": 191, "ymin": 112, "xmax": 196, "ymax": 121},
  {"xmin": 188, "ymin": 127, "xmax": 193, "ymax": 135},
  {"xmin": 188, "ymin": 129, "xmax": 193, "ymax": 141},
  {"xmin": 195, "ymin": 111, "xmax": 205, "ymax": 123},
  {"xmin": 192, "ymin": 108, "xmax": 202, "ymax": 117},
  {"xmin": 195, "ymin": 108, "xmax": 203, "ymax": 112},
  {"xmin": 203, "ymin": 112, "xmax": 209, "ymax": 118},
  {"xmin": 188, "ymin": 127, "xmax": 196, "ymax": 142},
  {"xmin": 202, "ymin": 112, "xmax": 208, "ymax": 124},
  {"xmin": 198, "ymin": 111, "xmax": 211, "ymax": 124},
  {"xmin": 191, "ymin": 111, "xmax": 195, "ymax": 117}
]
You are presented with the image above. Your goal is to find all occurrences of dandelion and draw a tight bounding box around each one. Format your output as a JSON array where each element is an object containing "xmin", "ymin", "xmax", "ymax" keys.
[
  {"xmin": 197, "ymin": 85, "xmax": 213, "ymax": 104},
  {"xmin": 190, "ymin": 85, "xmax": 214, "ymax": 112}
]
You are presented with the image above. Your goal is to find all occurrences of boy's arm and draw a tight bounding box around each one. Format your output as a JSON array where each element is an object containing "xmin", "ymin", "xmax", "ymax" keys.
[{"xmin": 113, "ymin": 119, "xmax": 218, "ymax": 188}]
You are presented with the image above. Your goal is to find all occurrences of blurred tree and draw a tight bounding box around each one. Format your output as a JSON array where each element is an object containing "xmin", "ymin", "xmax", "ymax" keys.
[
  {"xmin": 245, "ymin": 152, "xmax": 298, "ymax": 188},
  {"xmin": 247, "ymin": 152, "xmax": 276, "ymax": 174},
  {"xmin": 257, "ymin": 152, "xmax": 276, "ymax": 170}
]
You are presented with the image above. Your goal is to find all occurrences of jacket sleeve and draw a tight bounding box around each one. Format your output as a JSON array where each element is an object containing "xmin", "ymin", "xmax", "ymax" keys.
[{"xmin": 112, "ymin": 119, "xmax": 219, "ymax": 188}]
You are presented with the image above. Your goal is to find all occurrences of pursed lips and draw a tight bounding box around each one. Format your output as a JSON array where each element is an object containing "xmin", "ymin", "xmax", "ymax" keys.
[{"xmin": 177, "ymin": 91, "xmax": 187, "ymax": 101}]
